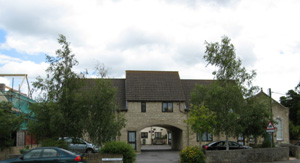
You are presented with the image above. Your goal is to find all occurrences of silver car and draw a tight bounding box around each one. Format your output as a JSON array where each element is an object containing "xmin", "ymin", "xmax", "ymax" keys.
[{"xmin": 61, "ymin": 137, "xmax": 100, "ymax": 153}]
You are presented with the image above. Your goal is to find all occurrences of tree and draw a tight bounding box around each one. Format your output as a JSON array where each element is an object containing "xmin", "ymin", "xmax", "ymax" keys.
[
  {"xmin": 29, "ymin": 34, "xmax": 86, "ymax": 140},
  {"xmin": 239, "ymin": 97, "xmax": 271, "ymax": 143},
  {"xmin": 28, "ymin": 35, "xmax": 126, "ymax": 146},
  {"xmin": 280, "ymin": 82, "xmax": 300, "ymax": 139},
  {"xmin": 82, "ymin": 64, "xmax": 126, "ymax": 146},
  {"xmin": 186, "ymin": 104, "xmax": 216, "ymax": 147},
  {"xmin": 0, "ymin": 101, "xmax": 24, "ymax": 150},
  {"xmin": 192, "ymin": 36, "xmax": 267, "ymax": 150}
]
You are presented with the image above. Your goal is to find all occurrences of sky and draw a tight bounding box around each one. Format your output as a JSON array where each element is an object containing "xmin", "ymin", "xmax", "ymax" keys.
[{"xmin": 0, "ymin": 0, "xmax": 299, "ymax": 101}]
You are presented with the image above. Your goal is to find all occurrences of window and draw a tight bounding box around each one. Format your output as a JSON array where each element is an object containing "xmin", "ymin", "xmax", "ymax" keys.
[
  {"xmin": 141, "ymin": 102, "xmax": 146, "ymax": 112},
  {"xmin": 24, "ymin": 149, "xmax": 42, "ymax": 159},
  {"xmin": 155, "ymin": 132, "xmax": 162, "ymax": 138},
  {"xmin": 42, "ymin": 149, "xmax": 58, "ymax": 158},
  {"xmin": 276, "ymin": 118, "xmax": 283, "ymax": 140},
  {"xmin": 141, "ymin": 132, "xmax": 148, "ymax": 138},
  {"xmin": 162, "ymin": 102, "xmax": 173, "ymax": 112},
  {"xmin": 229, "ymin": 141, "xmax": 239, "ymax": 147},
  {"xmin": 197, "ymin": 132, "xmax": 212, "ymax": 142}
]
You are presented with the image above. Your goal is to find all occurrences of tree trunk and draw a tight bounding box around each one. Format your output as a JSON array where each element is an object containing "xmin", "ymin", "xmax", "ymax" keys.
[{"xmin": 226, "ymin": 135, "xmax": 229, "ymax": 150}]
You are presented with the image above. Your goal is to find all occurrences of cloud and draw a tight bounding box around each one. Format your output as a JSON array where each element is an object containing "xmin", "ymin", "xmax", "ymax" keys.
[
  {"xmin": 108, "ymin": 28, "xmax": 169, "ymax": 50},
  {"xmin": 0, "ymin": 0, "xmax": 299, "ymax": 101}
]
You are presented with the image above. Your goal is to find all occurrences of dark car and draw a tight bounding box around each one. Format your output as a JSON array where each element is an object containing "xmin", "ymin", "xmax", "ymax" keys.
[
  {"xmin": 0, "ymin": 147, "xmax": 86, "ymax": 163},
  {"xmin": 295, "ymin": 142, "xmax": 300, "ymax": 146},
  {"xmin": 202, "ymin": 141, "xmax": 252, "ymax": 150}
]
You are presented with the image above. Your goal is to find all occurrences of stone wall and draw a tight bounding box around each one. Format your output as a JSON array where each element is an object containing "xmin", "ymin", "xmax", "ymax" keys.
[
  {"xmin": 85, "ymin": 154, "xmax": 123, "ymax": 163},
  {"xmin": 280, "ymin": 143, "xmax": 300, "ymax": 159},
  {"xmin": 205, "ymin": 147, "xmax": 289, "ymax": 163}
]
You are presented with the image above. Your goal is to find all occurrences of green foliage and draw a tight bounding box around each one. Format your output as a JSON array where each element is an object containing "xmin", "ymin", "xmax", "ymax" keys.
[
  {"xmin": 20, "ymin": 146, "xmax": 30, "ymax": 154},
  {"xmin": 40, "ymin": 138, "xmax": 69, "ymax": 149},
  {"xmin": 180, "ymin": 146, "xmax": 205, "ymax": 163},
  {"xmin": 28, "ymin": 34, "xmax": 126, "ymax": 148},
  {"xmin": 82, "ymin": 79, "xmax": 126, "ymax": 146},
  {"xmin": 239, "ymin": 97, "xmax": 271, "ymax": 141},
  {"xmin": 187, "ymin": 105, "xmax": 216, "ymax": 146},
  {"xmin": 261, "ymin": 133, "xmax": 275, "ymax": 148},
  {"xmin": 192, "ymin": 36, "xmax": 268, "ymax": 150},
  {"xmin": 204, "ymin": 36, "xmax": 258, "ymax": 97},
  {"xmin": 27, "ymin": 102, "xmax": 62, "ymax": 140},
  {"xmin": 0, "ymin": 101, "xmax": 24, "ymax": 150},
  {"xmin": 100, "ymin": 141, "xmax": 136, "ymax": 163},
  {"xmin": 280, "ymin": 84, "xmax": 300, "ymax": 139},
  {"xmin": 29, "ymin": 34, "xmax": 87, "ymax": 141}
]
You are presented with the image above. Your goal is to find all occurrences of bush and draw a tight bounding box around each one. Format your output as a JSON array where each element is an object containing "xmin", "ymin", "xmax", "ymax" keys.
[
  {"xmin": 262, "ymin": 134, "xmax": 275, "ymax": 148},
  {"xmin": 100, "ymin": 141, "xmax": 136, "ymax": 163},
  {"xmin": 40, "ymin": 138, "xmax": 69, "ymax": 149},
  {"xmin": 20, "ymin": 146, "xmax": 30, "ymax": 154},
  {"xmin": 180, "ymin": 146, "xmax": 205, "ymax": 163}
]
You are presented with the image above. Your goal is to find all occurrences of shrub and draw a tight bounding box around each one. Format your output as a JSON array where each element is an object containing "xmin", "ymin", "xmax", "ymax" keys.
[
  {"xmin": 40, "ymin": 138, "xmax": 69, "ymax": 149},
  {"xmin": 20, "ymin": 146, "xmax": 30, "ymax": 154},
  {"xmin": 100, "ymin": 141, "xmax": 136, "ymax": 163},
  {"xmin": 262, "ymin": 134, "xmax": 275, "ymax": 148},
  {"xmin": 180, "ymin": 146, "xmax": 205, "ymax": 163}
]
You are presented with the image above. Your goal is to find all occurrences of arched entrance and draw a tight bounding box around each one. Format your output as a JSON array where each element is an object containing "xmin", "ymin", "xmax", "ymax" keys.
[
  {"xmin": 120, "ymin": 118, "xmax": 186, "ymax": 152},
  {"xmin": 138, "ymin": 125, "xmax": 183, "ymax": 151},
  {"xmin": 118, "ymin": 101, "xmax": 192, "ymax": 152}
]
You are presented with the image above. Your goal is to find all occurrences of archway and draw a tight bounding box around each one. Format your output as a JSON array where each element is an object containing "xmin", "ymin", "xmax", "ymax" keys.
[{"xmin": 136, "ymin": 124, "xmax": 183, "ymax": 152}]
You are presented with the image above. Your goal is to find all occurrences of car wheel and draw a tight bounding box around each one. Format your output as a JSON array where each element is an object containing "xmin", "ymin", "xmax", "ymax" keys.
[{"xmin": 86, "ymin": 149, "xmax": 93, "ymax": 154}]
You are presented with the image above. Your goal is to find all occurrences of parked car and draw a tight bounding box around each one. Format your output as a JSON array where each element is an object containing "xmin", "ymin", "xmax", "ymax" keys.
[
  {"xmin": 0, "ymin": 147, "xmax": 86, "ymax": 163},
  {"xmin": 202, "ymin": 141, "xmax": 252, "ymax": 150},
  {"xmin": 60, "ymin": 137, "xmax": 100, "ymax": 154},
  {"xmin": 295, "ymin": 142, "xmax": 300, "ymax": 146}
]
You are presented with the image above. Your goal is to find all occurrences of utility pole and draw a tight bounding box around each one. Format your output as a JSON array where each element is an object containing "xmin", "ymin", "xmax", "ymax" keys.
[
  {"xmin": 269, "ymin": 88, "xmax": 273, "ymax": 162},
  {"xmin": 269, "ymin": 88, "xmax": 272, "ymax": 115}
]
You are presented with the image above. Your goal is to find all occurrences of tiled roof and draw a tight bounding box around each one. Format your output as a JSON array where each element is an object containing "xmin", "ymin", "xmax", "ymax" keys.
[
  {"xmin": 125, "ymin": 71, "xmax": 186, "ymax": 101},
  {"xmin": 82, "ymin": 79, "xmax": 126, "ymax": 110},
  {"xmin": 82, "ymin": 71, "xmax": 216, "ymax": 110},
  {"xmin": 181, "ymin": 80, "xmax": 214, "ymax": 108}
]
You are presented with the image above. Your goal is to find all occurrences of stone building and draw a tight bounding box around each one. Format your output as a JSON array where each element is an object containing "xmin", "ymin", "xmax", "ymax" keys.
[{"xmin": 88, "ymin": 70, "xmax": 289, "ymax": 151}]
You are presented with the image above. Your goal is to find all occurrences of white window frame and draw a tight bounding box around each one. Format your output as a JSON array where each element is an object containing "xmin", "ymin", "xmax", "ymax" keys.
[{"xmin": 275, "ymin": 118, "xmax": 283, "ymax": 141}]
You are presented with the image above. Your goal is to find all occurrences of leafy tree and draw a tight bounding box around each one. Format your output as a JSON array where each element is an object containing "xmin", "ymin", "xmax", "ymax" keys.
[
  {"xmin": 82, "ymin": 65, "xmax": 126, "ymax": 146},
  {"xmin": 0, "ymin": 101, "xmax": 24, "ymax": 150},
  {"xmin": 280, "ymin": 82, "xmax": 300, "ymax": 139},
  {"xmin": 186, "ymin": 104, "xmax": 216, "ymax": 147},
  {"xmin": 239, "ymin": 97, "xmax": 271, "ymax": 143},
  {"xmin": 192, "ymin": 36, "xmax": 267, "ymax": 150},
  {"xmin": 29, "ymin": 34, "xmax": 86, "ymax": 140},
  {"xmin": 28, "ymin": 35, "xmax": 126, "ymax": 146}
]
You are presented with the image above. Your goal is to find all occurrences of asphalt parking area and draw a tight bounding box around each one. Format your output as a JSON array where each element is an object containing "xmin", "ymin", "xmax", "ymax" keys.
[{"xmin": 136, "ymin": 150, "xmax": 180, "ymax": 163}]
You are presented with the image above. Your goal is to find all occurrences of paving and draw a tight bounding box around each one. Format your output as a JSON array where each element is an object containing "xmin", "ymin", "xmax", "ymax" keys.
[{"xmin": 136, "ymin": 145, "xmax": 179, "ymax": 163}]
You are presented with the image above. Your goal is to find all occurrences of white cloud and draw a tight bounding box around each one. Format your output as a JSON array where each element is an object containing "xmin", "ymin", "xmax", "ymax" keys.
[{"xmin": 0, "ymin": 0, "xmax": 299, "ymax": 101}]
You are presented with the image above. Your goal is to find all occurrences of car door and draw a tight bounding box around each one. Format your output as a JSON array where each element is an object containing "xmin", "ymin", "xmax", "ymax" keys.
[
  {"xmin": 72, "ymin": 138, "xmax": 87, "ymax": 153},
  {"xmin": 216, "ymin": 141, "xmax": 226, "ymax": 150}
]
